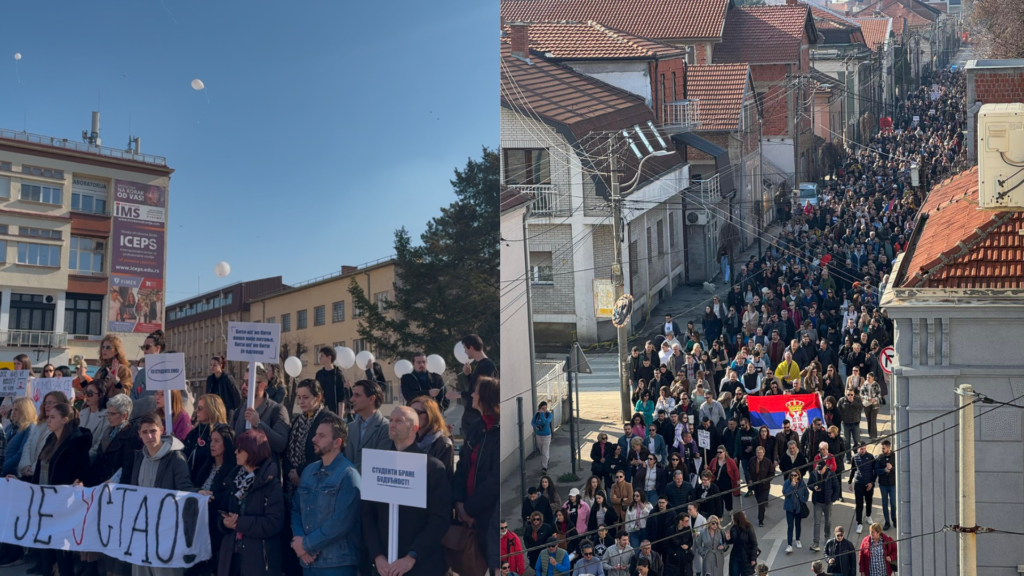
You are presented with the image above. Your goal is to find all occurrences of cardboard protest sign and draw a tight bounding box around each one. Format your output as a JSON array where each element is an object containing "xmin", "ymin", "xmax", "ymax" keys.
[
  {"xmin": 0, "ymin": 370, "xmax": 30, "ymax": 397},
  {"xmin": 226, "ymin": 322, "xmax": 280, "ymax": 363},
  {"xmin": 0, "ymin": 479, "xmax": 210, "ymax": 568},
  {"xmin": 31, "ymin": 378, "xmax": 74, "ymax": 410},
  {"xmin": 144, "ymin": 354, "xmax": 187, "ymax": 391}
]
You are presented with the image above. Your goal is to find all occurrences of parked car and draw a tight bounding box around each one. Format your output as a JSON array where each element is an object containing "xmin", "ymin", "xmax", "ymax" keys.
[{"xmin": 795, "ymin": 182, "xmax": 820, "ymax": 206}]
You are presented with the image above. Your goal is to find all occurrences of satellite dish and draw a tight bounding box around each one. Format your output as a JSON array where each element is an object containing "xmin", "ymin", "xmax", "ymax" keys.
[{"xmin": 612, "ymin": 294, "xmax": 634, "ymax": 328}]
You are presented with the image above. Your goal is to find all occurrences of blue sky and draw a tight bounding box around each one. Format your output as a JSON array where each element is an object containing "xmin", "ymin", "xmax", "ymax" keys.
[{"xmin": 2, "ymin": 1, "xmax": 495, "ymax": 303}]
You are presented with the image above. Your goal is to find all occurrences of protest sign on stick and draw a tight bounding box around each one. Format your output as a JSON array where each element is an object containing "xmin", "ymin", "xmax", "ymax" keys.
[
  {"xmin": 361, "ymin": 449, "xmax": 428, "ymax": 562},
  {"xmin": 226, "ymin": 322, "xmax": 280, "ymax": 429}
]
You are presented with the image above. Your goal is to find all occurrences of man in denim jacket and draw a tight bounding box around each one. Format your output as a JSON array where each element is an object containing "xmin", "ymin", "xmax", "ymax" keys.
[{"xmin": 291, "ymin": 413, "xmax": 362, "ymax": 574}]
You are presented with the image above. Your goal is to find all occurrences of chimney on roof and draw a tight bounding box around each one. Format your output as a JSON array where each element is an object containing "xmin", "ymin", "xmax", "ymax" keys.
[
  {"xmin": 509, "ymin": 22, "xmax": 530, "ymax": 59},
  {"xmin": 786, "ymin": 0, "xmax": 797, "ymax": 5},
  {"xmin": 341, "ymin": 265, "xmax": 358, "ymax": 274}
]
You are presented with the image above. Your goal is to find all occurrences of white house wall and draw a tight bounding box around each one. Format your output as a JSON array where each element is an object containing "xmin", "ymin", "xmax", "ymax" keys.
[{"xmin": 564, "ymin": 61, "xmax": 653, "ymax": 106}]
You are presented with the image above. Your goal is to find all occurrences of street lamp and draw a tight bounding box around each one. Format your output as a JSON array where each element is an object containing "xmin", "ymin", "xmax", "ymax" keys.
[{"xmin": 611, "ymin": 147, "xmax": 673, "ymax": 422}]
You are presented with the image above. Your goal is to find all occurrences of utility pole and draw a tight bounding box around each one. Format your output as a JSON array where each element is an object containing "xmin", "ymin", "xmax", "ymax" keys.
[
  {"xmin": 610, "ymin": 134, "xmax": 630, "ymax": 423},
  {"xmin": 958, "ymin": 383, "xmax": 978, "ymax": 576}
]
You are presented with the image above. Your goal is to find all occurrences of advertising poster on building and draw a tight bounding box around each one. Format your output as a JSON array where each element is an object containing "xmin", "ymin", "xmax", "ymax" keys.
[{"xmin": 109, "ymin": 180, "xmax": 167, "ymax": 334}]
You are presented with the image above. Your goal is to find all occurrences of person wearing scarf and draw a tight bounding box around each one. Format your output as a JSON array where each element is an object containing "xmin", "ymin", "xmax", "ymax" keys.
[
  {"xmin": 284, "ymin": 379, "xmax": 333, "ymax": 494},
  {"xmin": 184, "ymin": 394, "xmax": 228, "ymax": 484},
  {"xmin": 410, "ymin": 396, "xmax": 454, "ymax": 479}
]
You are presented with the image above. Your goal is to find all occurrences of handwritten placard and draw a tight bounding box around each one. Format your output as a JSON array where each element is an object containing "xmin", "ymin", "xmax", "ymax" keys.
[
  {"xmin": 0, "ymin": 370, "xmax": 30, "ymax": 397},
  {"xmin": 31, "ymin": 378, "xmax": 74, "ymax": 410}
]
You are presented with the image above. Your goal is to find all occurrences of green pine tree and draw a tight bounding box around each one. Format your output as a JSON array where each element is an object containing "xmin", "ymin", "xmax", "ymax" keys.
[{"xmin": 349, "ymin": 147, "xmax": 499, "ymax": 368}]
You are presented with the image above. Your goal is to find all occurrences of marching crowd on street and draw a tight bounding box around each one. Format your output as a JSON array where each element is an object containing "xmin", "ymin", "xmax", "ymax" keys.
[
  {"xmin": 0, "ymin": 332, "xmax": 500, "ymax": 576},
  {"xmin": 502, "ymin": 68, "xmax": 967, "ymax": 576}
]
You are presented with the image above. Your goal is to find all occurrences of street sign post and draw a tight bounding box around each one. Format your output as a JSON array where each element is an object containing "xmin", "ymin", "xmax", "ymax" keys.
[{"xmin": 880, "ymin": 346, "xmax": 895, "ymax": 374}]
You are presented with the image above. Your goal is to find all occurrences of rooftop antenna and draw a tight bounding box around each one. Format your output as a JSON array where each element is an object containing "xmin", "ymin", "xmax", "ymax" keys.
[
  {"xmin": 126, "ymin": 112, "xmax": 141, "ymax": 154},
  {"xmin": 82, "ymin": 111, "xmax": 101, "ymax": 146}
]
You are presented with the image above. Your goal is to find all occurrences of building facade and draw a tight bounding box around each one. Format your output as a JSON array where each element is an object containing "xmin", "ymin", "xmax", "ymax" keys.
[
  {"xmin": 0, "ymin": 125, "xmax": 173, "ymax": 370},
  {"xmin": 165, "ymin": 276, "xmax": 287, "ymax": 382},
  {"xmin": 247, "ymin": 258, "xmax": 400, "ymax": 401},
  {"xmin": 882, "ymin": 167, "xmax": 1024, "ymax": 575}
]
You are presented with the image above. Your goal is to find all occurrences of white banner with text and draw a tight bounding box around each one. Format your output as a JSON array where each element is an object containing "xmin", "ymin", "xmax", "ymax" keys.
[{"xmin": 0, "ymin": 479, "xmax": 211, "ymax": 568}]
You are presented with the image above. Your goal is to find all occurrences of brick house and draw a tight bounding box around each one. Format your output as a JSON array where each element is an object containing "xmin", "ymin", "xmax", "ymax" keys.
[
  {"xmin": 500, "ymin": 32, "xmax": 692, "ymax": 345},
  {"xmin": 964, "ymin": 59, "xmax": 1024, "ymax": 161},
  {"xmin": 881, "ymin": 166, "xmax": 1024, "ymax": 575},
  {"xmin": 713, "ymin": 1, "xmax": 821, "ymax": 185},
  {"xmin": 809, "ymin": 5, "xmax": 877, "ymax": 143}
]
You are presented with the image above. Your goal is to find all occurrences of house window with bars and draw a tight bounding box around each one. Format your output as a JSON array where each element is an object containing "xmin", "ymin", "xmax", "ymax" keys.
[
  {"xmin": 529, "ymin": 251, "xmax": 554, "ymax": 285},
  {"xmin": 314, "ymin": 305, "xmax": 326, "ymax": 326}
]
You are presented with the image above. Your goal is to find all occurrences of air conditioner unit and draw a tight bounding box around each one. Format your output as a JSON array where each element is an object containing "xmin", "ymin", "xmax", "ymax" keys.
[
  {"xmin": 978, "ymin": 103, "xmax": 1024, "ymax": 210},
  {"xmin": 686, "ymin": 210, "xmax": 710, "ymax": 225}
]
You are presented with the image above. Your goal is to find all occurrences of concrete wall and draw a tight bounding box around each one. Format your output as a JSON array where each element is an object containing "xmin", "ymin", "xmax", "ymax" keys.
[
  {"xmin": 500, "ymin": 202, "xmax": 537, "ymax": 482},
  {"xmin": 565, "ymin": 61, "xmax": 653, "ymax": 106},
  {"xmin": 882, "ymin": 278, "xmax": 1024, "ymax": 575}
]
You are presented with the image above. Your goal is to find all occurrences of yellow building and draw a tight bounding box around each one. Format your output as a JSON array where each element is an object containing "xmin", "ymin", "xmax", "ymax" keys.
[
  {"xmin": 0, "ymin": 118, "xmax": 173, "ymax": 370},
  {"xmin": 248, "ymin": 257, "xmax": 400, "ymax": 402}
]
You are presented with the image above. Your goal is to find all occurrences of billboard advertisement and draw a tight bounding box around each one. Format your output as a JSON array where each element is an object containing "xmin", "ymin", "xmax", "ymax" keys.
[{"xmin": 109, "ymin": 180, "xmax": 166, "ymax": 333}]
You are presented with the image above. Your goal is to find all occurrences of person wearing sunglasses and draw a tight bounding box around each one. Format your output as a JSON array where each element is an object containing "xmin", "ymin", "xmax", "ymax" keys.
[
  {"xmin": 782, "ymin": 469, "xmax": 810, "ymax": 553},
  {"xmin": 523, "ymin": 512, "xmax": 554, "ymax": 570},
  {"xmin": 571, "ymin": 541, "xmax": 603, "ymax": 576},
  {"xmin": 94, "ymin": 335, "xmax": 133, "ymax": 399},
  {"xmin": 130, "ymin": 329, "xmax": 165, "ymax": 402},
  {"xmin": 499, "ymin": 520, "xmax": 525, "ymax": 576}
]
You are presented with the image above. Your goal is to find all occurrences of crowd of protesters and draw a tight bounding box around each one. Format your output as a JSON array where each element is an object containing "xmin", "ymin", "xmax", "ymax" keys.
[
  {"xmin": 0, "ymin": 332, "xmax": 499, "ymax": 576},
  {"xmin": 502, "ymin": 69, "xmax": 965, "ymax": 576}
]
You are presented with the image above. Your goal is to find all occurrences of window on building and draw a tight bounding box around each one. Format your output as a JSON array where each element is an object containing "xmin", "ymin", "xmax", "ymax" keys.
[
  {"xmin": 21, "ymin": 165, "xmax": 64, "ymax": 179},
  {"xmin": 647, "ymin": 227, "xmax": 654, "ymax": 258},
  {"xmin": 69, "ymin": 236, "xmax": 104, "ymax": 274},
  {"xmin": 373, "ymin": 291, "xmax": 389, "ymax": 312},
  {"xmin": 20, "ymin": 184, "xmax": 63, "ymax": 205},
  {"xmin": 17, "ymin": 242, "xmax": 60, "ymax": 267},
  {"xmin": 353, "ymin": 338, "xmax": 367, "ymax": 353},
  {"xmin": 332, "ymin": 340, "xmax": 346, "ymax": 349},
  {"xmin": 0, "ymin": 224, "xmax": 7, "ymax": 234},
  {"xmin": 64, "ymin": 294, "xmax": 103, "ymax": 337},
  {"xmin": 9, "ymin": 293, "xmax": 55, "ymax": 332},
  {"xmin": 503, "ymin": 149, "xmax": 551, "ymax": 186},
  {"xmin": 0, "ymin": 177, "xmax": 9, "ymax": 199},
  {"xmin": 71, "ymin": 192, "xmax": 108, "ymax": 215},
  {"xmin": 332, "ymin": 301, "xmax": 345, "ymax": 322},
  {"xmin": 685, "ymin": 46, "xmax": 696, "ymax": 65},
  {"xmin": 314, "ymin": 305, "xmax": 326, "ymax": 326},
  {"xmin": 0, "ymin": 161, "xmax": 10, "ymax": 171},
  {"xmin": 266, "ymin": 316, "xmax": 275, "ymax": 325},
  {"xmin": 18, "ymin": 227, "xmax": 62, "ymax": 240},
  {"xmin": 529, "ymin": 251, "xmax": 554, "ymax": 284},
  {"xmin": 657, "ymin": 220, "xmax": 665, "ymax": 255},
  {"xmin": 353, "ymin": 302, "xmax": 364, "ymax": 318},
  {"xmin": 0, "ymin": 240, "xmax": 5, "ymax": 262},
  {"xmin": 669, "ymin": 216, "xmax": 677, "ymax": 249},
  {"xmin": 281, "ymin": 313, "xmax": 291, "ymax": 332},
  {"xmin": 297, "ymin": 309, "xmax": 308, "ymax": 329}
]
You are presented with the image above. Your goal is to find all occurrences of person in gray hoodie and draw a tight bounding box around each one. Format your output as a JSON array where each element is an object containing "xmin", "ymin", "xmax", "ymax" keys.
[{"xmin": 123, "ymin": 412, "xmax": 195, "ymax": 576}]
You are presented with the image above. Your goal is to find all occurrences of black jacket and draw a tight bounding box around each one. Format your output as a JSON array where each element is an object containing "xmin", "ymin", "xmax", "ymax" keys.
[
  {"xmin": 629, "ymin": 551, "xmax": 664, "ymax": 576},
  {"xmin": 801, "ymin": 427, "xmax": 830, "ymax": 460},
  {"xmin": 363, "ymin": 444, "xmax": 452, "ymax": 576},
  {"xmin": 282, "ymin": 407, "xmax": 336, "ymax": 480},
  {"xmin": 32, "ymin": 426, "xmax": 93, "ymax": 486},
  {"xmin": 696, "ymin": 481, "xmax": 723, "ymax": 519},
  {"xmin": 632, "ymin": 463, "xmax": 668, "ymax": 495},
  {"xmin": 823, "ymin": 537, "xmax": 857, "ymax": 575},
  {"xmin": 522, "ymin": 495, "xmax": 554, "ymax": 526},
  {"xmin": 400, "ymin": 371, "xmax": 447, "ymax": 411},
  {"xmin": 779, "ymin": 449, "xmax": 809, "ymax": 478},
  {"xmin": 664, "ymin": 480, "xmax": 694, "ymax": 511},
  {"xmin": 95, "ymin": 422, "xmax": 141, "ymax": 484},
  {"xmin": 217, "ymin": 460, "xmax": 285, "ymax": 576},
  {"xmin": 809, "ymin": 468, "xmax": 841, "ymax": 504},
  {"xmin": 727, "ymin": 526, "xmax": 759, "ymax": 574},
  {"xmin": 874, "ymin": 451, "xmax": 896, "ymax": 486},
  {"xmin": 452, "ymin": 417, "xmax": 499, "ymax": 565},
  {"xmin": 207, "ymin": 372, "xmax": 242, "ymax": 415},
  {"xmin": 315, "ymin": 366, "xmax": 350, "ymax": 414},
  {"xmin": 183, "ymin": 423, "xmax": 214, "ymax": 484},
  {"xmin": 587, "ymin": 504, "xmax": 619, "ymax": 534}
]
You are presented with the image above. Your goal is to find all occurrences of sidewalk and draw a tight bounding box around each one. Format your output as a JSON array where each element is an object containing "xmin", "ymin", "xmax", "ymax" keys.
[{"xmin": 638, "ymin": 223, "xmax": 783, "ymax": 341}]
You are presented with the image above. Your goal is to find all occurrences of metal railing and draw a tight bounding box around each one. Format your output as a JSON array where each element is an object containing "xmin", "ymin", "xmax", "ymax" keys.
[
  {"xmin": 0, "ymin": 330, "xmax": 69, "ymax": 348},
  {"xmin": 0, "ymin": 128, "xmax": 167, "ymax": 166},
  {"xmin": 662, "ymin": 99, "xmax": 700, "ymax": 132},
  {"xmin": 535, "ymin": 360, "xmax": 568, "ymax": 428},
  {"xmin": 511, "ymin": 184, "xmax": 563, "ymax": 216},
  {"xmin": 694, "ymin": 174, "xmax": 721, "ymax": 205}
]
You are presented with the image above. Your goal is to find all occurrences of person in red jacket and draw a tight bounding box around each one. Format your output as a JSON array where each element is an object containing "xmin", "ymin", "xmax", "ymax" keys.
[
  {"xmin": 500, "ymin": 520, "xmax": 526, "ymax": 574},
  {"xmin": 858, "ymin": 523, "xmax": 897, "ymax": 576}
]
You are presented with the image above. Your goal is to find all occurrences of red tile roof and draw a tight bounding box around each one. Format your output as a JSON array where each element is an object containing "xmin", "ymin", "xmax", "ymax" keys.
[
  {"xmin": 713, "ymin": 5, "xmax": 818, "ymax": 65},
  {"xmin": 853, "ymin": 0, "xmax": 931, "ymax": 27},
  {"xmin": 810, "ymin": 4, "xmax": 861, "ymax": 29},
  {"xmin": 686, "ymin": 64, "xmax": 752, "ymax": 131},
  {"xmin": 853, "ymin": 17, "xmax": 892, "ymax": 50},
  {"xmin": 500, "ymin": 0, "xmax": 731, "ymax": 41},
  {"xmin": 899, "ymin": 167, "xmax": 1024, "ymax": 289},
  {"xmin": 501, "ymin": 20, "xmax": 688, "ymax": 60}
]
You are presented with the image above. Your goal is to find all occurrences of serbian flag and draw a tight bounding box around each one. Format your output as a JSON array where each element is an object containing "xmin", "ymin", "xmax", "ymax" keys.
[{"xmin": 747, "ymin": 394, "xmax": 824, "ymax": 436}]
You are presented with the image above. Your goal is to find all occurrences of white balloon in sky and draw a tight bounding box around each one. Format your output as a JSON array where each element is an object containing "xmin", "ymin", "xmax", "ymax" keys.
[
  {"xmin": 394, "ymin": 359, "xmax": 413, "ymax": 378},
  {"xmin": 214, "ymin": 262, "xmax": 231, "ymax": 278},
  {"xmin": 14, "ymin": 53, "xmax": 21, "ymax": 61},
  {"xmin": 191, "ymin": 78, "xmax": 205, "ymax": 90},
  {"xmin": 336, "ymin": 347, "xmax": 356, "ymax": 369},
  {"xmin": 284, "ymin": 356, "xmax": 303, "ymax": 378},
  {"xmin": 356, "ymin": 351, "xmax": 375, "ymax": 370}
]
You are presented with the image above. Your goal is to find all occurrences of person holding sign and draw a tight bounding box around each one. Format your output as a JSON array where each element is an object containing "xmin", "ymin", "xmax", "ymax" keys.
[
  {"xmin": 290, "ymin": 413, "xmax": 362, "ymax": 573},
  {"xmin": 217, "ymin": 429, "xmax": 286, "ymax": 576},
  {"xmin": 230, "ymin": 367, "xmax": 290, "ymax": 459},
  {"xmin": 362, "ymin": 406, "xmax": 451, "ymax": 576},
  {"xmin": 94, "ymin": 335, "xmax": 134, "ymax": 399}
]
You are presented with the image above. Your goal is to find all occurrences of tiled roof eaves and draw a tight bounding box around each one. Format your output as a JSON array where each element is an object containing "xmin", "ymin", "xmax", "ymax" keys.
[{"xmin": 905, "ymin": 212, "xmax": 1014, "ymax": 288}]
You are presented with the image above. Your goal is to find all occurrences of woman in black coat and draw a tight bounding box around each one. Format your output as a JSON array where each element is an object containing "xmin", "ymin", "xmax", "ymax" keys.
[
  {"xmin": 725, "ymin": 511, "xmax": 759, "ymax": 576},
  {"xmin": 206, "ymin": 356, "xmax": 242, "ymax": 416},
  {"xmin": 32, "ymin": 403, "xmax": 93, "ymax": 576},
  {"xmin": 192, "ymin": 425, "xmax": 236, "ymax": 576},
  {"xmin": 409, "ymin": 396, "xmax": 455, "ymax": 479},
  {"xmin": 93, "ymin": 393, "xmax": 141, "ymax": 484},
  {"xmin": 586, "ymin": 491, "xmax": 619, "ymax": 536},
  {"xmin": 184, "ymin": 394, "xmax": 229, "ymax": 484},
  {"xmin": 218, "ymin": 429, "xmax": 285, "ymax": 576}
]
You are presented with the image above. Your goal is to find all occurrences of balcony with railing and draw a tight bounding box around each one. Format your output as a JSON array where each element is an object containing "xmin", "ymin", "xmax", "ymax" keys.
[
  {"xmin": 0, "ymin": 330, "xmax": 69, "ymax": 348},
  {"xmin": 662, "ymin": 99, "xmax": 700, "ymax": 133},
  {"xmin": 510, "ymin": 184, "xmax": 566, "ymax": 217},
  {"xmin": 693, "ymin": 174, "xmax": 721, "ymax": 205}
]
